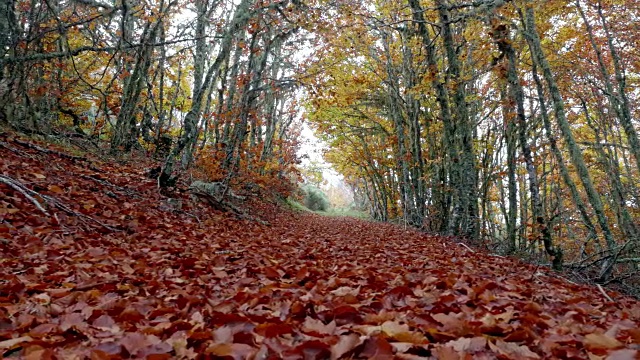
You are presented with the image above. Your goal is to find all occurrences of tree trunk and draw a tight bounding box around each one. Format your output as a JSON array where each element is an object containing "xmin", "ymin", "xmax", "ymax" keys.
[
  {"xmin": 436, "ymin": 0, "xmax": 479, "ymax": 239},
  {"xmin": 521, "ymin": 3, "xmax": 614, "ymax": 278},
  {"xmin": 159, "ymin": 0, "xmax": 254, "ymax": 187},
  {"xmin": 594, "ymin": 0, "xmax": 640, "ymax": 172},
  {"xmin": 530, "ymin": 59, "xmax": 600, "ymax": 253},
  {"xmin": 490, "ymin": 17, "xmax": 561, "ymax": 269}
]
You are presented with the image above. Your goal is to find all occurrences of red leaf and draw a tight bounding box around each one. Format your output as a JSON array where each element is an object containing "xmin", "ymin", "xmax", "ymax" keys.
[{"xmin": 360, "ymin": 334, "xmax": 394, "ymax": 359}]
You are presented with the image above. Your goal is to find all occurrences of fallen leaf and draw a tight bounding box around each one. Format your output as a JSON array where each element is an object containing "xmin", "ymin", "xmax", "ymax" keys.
[
  {"xmin": 360, "ymin": 334, "xmax": 394, "ymax": 359},
  {"xmin": 605, "ymin": 349, "xmax": 638, "ymax": 360},
  {"xmin": 331, "ymin": 286, "xmax": 360, "ymax": 297},
  {"xmin": 302, "ymin": 317, "xmax": 336, "ymax": 335},
  {"xmin": 0, "ymin": 336, "xmax": 33, "ymax": 351},
  {"xmin": 446, "ymin": 337, "xmax": 487, "ymax": 353},
  {"xmin": 489, "ymin": 339, "xmax": 540, "ymax": 359},
  {"xmin": 584, "ymin": 333, "xmax": 624, "ymax": 350},
  {"xmin": 331, "ymin": 334, "xmax": 361, "ymax": 360},
  {"xmin": 206, "ymin": 343, "xmax": 255, "ymax": 360}
]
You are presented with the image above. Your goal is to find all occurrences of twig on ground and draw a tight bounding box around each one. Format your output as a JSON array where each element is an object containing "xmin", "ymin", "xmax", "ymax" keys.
[
  {"xmin": 81, "ymin": 174, "xmax": 139, "ymax": 198},
  {"xmin": 556, "ymin": 275, "xmax": 579, "ymax": 286},
  {"xmin": 185, "ymin": 212, "xmax": 201, "ymax": 224},
  {"xmin": 0, "ymin": 175, "xmax": 49, "ymax": 215},
  {"xmin": 191, "ymin": 190, "xmax": 269, "ymax": 226},
  {"xmin": 529, "ymin": 264, "xmax": 542, "ymax": 281},
  {"xmin": 597, "ymin": 284, "xmax": 614, "ymax": 302},
  {"xmin": 44, "ymin": 195, "xmax": 118, "ymax": 231},
  {"xmin": 0, "ymin": 141, "xmax": 31, "ymax": 157},
  {"xmin": 458, "ymin": 242, "xmax": 475, "ymax": 253},
  {"xmin": 72, "ymin": 280, "xmax": 120, "ymax": 292}
]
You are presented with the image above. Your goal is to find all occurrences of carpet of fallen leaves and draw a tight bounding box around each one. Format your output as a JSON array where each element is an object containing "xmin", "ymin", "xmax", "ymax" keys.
[{"xmin": 1, "ymin": 135, "xmax": 640, "ymax": 360}]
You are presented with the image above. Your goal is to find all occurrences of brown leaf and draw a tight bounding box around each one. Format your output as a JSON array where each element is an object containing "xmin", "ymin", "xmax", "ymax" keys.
[
  {"xmin": 584, "ymin": 333, "xmax": 624, "ymax": 350},
  {"xmin": 446, "ymin": 337, "xmax": 487, "ymax": 353},
  {"xmin": 331, "ymin": 333, "xmax": 361, "ymax": 360},
  {"xmin": 302, "ymin": 317, "xmax": 336, "ymax": 335},
  {"xmin": 432, "ymin": 345, "xmax": 461, "ymax": 360},
  {"xmin": 92, "ymin": 314, "xmax": 120, "ymax": 332},
  {"xmin": 48, "ymin": 185, "xmax": 64, "ymax": 194},
  {"xmin": 605, "ymin": 349, "xmax": 638, "ymax": 360},
  {"xmin": 331, "ymin": 286, "xmax": 360, "ymax": 297},
  {"xmin": 432, "ymin": 313, "xmax": 464, "ymax": 331},
  {"xmin": 120, "ymin": 332, "xmax": 153, "ymax": 356},
  {"xmin": 360, "ymin": 334, "xmax": 394, "ymax": 359},
  {"xmin": 380, "ymin": 320, "xmax": 409, "ymax": 337},
  {"xmin": 0, "ymin": 336, "xmax": 33, "ymax": 351},
  {"xmin": 206, "ymin": 343, "xmax": 255, "ymax": 360},
  {"xmin": 489, "ymin": 340, "xmax": 540, "ymax": 359}
]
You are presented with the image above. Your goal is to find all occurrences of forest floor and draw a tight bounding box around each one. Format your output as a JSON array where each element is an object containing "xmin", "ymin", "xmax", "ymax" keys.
[{"xmin": 1, "ymin": 133, "xmax": 640, "ymax": 360}]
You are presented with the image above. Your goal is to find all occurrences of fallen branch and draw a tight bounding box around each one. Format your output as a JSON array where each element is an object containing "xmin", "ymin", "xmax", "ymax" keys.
[
  {"xmin": 529, "ymin": 264, "xmax": 541, "ymax": 281},
  {"xmin": 0, "ymin": 175, "xmax": 49, "ymax": 215},
  {"xmin": 191, "ymin": 190, "xmax": 269, "ymax": 226},
  {"xmin": 14, "ymin": 138, "xmax": 86, "ymax": 162},
  {"xmin": 44, "ymin": 195, "xmax": 118, "ymax": 232},
  {"xmin": 0, "ymin": 174, "xmax": 117, "ymax": 232},
  {"xmin": 0, "ymin": 141, "xmax": 31, "ymax": 157}
]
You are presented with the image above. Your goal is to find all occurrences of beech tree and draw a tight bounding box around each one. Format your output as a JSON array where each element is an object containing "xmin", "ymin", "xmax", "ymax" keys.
[
  {"xmin": 0, "ymin": 0, "xmax": 309, "ymax": 201},
  {"xmin": 304, "ymin": 0, "xmax": 639, "ymax": 286},
  {"xmin": 1, "ymin": 0, "xmax": 638, "ymax": 289}
]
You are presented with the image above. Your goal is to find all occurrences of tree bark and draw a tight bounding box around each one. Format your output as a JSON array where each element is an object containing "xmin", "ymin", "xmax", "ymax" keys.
[
  {"xmin": 521, "ymin": 3, "xmax": 614, "ymax": 278},
  {"xmin": 492, "ymin": 18, "xmax": 561, "ymax": 269}
]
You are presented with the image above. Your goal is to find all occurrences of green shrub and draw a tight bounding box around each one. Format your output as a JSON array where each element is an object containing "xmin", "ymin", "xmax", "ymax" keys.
[
  {"xmin": 301, "ymin": 185, "xmax": 330, "ymax": 212},
  {"xmin": 285, "ymin": 198, "xmax": 312, "ymax": 212}
]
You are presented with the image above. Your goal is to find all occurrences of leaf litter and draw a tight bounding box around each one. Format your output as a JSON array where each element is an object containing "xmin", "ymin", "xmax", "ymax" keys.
[{"xmin": 1, "ymin": 136, "xmax": 639, "ymax": 359}]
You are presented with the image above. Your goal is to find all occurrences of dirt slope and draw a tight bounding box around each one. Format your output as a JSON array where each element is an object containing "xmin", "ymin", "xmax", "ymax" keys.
[{"xmin": 1, "ymin": 135, "xmax": 639, "ymax": 359}]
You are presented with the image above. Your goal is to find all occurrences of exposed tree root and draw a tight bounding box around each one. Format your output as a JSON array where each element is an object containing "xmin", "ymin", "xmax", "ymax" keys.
[
  {"xmin": 189, "ymin": 181, "xmax": 269, "ymax": 226},
  {"xmin": 80, "ymin": 174, "xmax": 140, "ymax": 198}
]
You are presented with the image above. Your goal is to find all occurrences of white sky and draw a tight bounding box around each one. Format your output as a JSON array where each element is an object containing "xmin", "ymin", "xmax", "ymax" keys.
[{"xmin": 298, "ymin": 123, "xmax": 344, "ymax": 187}]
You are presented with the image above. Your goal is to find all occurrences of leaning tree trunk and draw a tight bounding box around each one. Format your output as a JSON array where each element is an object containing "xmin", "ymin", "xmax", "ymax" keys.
[
  {"xmin": 159, "ymin": 0, "xmax": 254, "ymax": 187},
  {"xmin": 594, "ymin": 0, "xmax": 640, "ymax": 172},
  {"xmin": 580, "ymin": 98, "xmax": 639, "ymax": 242},
  {"xmin": 111, "ymin": 20, "xmax": 158, "ymax": 152},
  {"xmin": 491, "ymin": 18, "xmax": 562, "ymax": 269},
  {"xmin": 530, "ymin": 60, "xmax": 600, "ymax": 253},
  {"xmin": 575, "ymin": 0, "xmax": 640, "ymax": 174},
  {"xmin": 521, "ymin": 3, "xmax": 615, "ymax": 279}
]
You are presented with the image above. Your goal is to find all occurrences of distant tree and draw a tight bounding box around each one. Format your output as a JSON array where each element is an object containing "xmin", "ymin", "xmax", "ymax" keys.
[{"xmin": 302, "ymin": 184, "xmax": 330, "ymax": 212}]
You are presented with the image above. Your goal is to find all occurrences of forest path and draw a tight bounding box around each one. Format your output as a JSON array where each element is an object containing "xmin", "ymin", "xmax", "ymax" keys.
[{"xmin": 1, "ymin": 135, "xmax": 639, "ymax": 359}]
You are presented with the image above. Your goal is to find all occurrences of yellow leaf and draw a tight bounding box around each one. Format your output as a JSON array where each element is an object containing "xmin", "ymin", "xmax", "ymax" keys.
[
  {"xmin": 48, "ymin": 185, "xmax": 64, "ymax": 194},
  {"xmin": 0, "ymin": 336, "xmax": 33, "ymax": 351},
  {"xmin": 584, "ymin": 333, "xmax": 623, "ymax": 350}
]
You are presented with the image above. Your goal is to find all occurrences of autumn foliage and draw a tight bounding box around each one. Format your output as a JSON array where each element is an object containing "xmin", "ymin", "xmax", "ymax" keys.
[
  {"xmin": 2, "ymin": 135, "xmax": 640, "ymax": 359},
  {"xmin": 303, "ymin": 0, "xmax": 640, "ymax": 289}
]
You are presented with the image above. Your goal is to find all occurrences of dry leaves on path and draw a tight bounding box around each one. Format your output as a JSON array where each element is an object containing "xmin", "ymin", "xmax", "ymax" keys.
[{"xmin": 1, "ymin": 137, "xmax": 639, "ymax": 359}]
